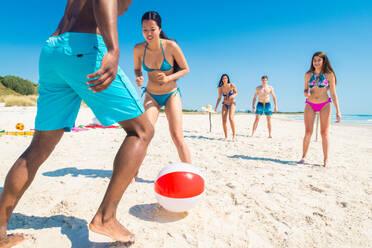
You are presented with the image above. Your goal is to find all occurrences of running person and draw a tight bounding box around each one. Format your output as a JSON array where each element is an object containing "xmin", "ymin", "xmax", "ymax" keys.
[
  {"xmin": 133, "ymin": 11, "xmax": 191, "ymax": 163},
  {"xmin": 0, "ymin": 1, "xmax": 154, "ymax": 246},
  {"xmin": 251, "ymin": 75, "xmax": 278, "ymax": 138},
  {"xmin": 214, "ymin": 74, "xmax": 238, "ymax": 141},
  {"xmin": 299, "ymin": 51, "xmax": 341, "ymax": 167}
]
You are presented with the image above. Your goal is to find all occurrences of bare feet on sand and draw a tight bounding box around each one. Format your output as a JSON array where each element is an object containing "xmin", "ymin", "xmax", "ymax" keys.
[
  {"xmin": 89, "ymin": 216, "xmax": 135, "ymax": 243},
  {"xmin": 323, "ymin": 160, "xmax": 328, "ymax": 167},
  {"xmin": 298, "ymin": 158, "xmax": 305, "ymax": 164},
  {"xmin": 0, "ymin": 234, "xmax": 25, "ymax": 248},
  {"xmin": 131, "ymin": 171, "xmax": 139, "ymax": 184},
  {"xmin": 131, "ymin": 177, "xmax": 137, "ymax": 184}
]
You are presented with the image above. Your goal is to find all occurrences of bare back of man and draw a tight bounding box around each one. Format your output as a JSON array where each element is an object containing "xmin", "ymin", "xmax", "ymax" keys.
[{"xmin": 53, "ymin": 0, "xmax": 131, "ymax": 36}]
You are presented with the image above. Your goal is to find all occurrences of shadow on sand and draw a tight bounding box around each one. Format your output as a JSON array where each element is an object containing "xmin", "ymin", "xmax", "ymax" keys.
[
  {"xmin": 129, "ymin": 203, "xmax": 187, "ymax": 223},
  {"xmin": 42, "ymin": 167, "xmax": 154, "ymax": 184},
  {"xmin": 134, "ymin": 177, "xmax": 154, "ymax": 184},
  {"xmin": 228, "ymin": 155, "xmax": 299, "ymax": 166},
  {"xmin": 42, "ymin": 167, "xmax": 112, "ymax": 179},
  {"xmin": 184, "ymin": 135, "xmax": 224, "ymax": 141},
  {"xmin": 229, "ymin": 155, "xmax": 321, "ymax": 167},
  {"xmin": 8, "ymin": 213, "xmax": 132, "ymax": 247}
]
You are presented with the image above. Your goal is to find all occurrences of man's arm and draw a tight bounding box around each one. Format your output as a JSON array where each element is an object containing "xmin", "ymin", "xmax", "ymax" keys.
[
  {"xmin": 52, "ymin": 0, "xmax": 74, "ymax": 36},
  {"xmin": 87, "ymin": 0, "xmax": 132, "ymax": 92},
  {"xmin": 271, "ymin": 86, "xmax": 278, "ymax": 112},
  {"xmin": 93, "ymin": 0, "xmax": 120, "ymax": 53},
  {"xmin": 252, "ymin": 88, "xmax": 258, "ymax": 111}
]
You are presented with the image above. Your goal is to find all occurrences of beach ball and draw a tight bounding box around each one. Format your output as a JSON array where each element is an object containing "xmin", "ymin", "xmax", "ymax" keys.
[
  {"xmin": 154, "ymin": 162, "xmax": 205, "ymax": 212},
  {"xmin": 15, "ymin": 123, "xmax": 24, "ymax": 130}
]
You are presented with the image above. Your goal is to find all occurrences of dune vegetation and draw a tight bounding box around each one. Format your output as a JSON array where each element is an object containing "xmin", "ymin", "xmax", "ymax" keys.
[{"xmin": 0, "ymin": 76, "xmax": 38, "ymax": 106}]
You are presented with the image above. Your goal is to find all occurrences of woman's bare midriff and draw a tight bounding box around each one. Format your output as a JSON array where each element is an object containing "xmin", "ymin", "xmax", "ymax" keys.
[
  {"xmin": 146, "ymin": 71, "xmax": 178, "ymax": 94},
  {"xmin": 221, "ymin": 85, "xmax": 236, "ymax": 105},
  {"xmin": 307, "ymin": 88, "xmax": 330, "ymax": 103}
]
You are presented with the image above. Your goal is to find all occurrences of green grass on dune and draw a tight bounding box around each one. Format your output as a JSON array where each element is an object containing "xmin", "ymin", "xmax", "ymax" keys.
[{"xmin": 0, "ymin": 82, "xmax": 20, "ymax": 97}]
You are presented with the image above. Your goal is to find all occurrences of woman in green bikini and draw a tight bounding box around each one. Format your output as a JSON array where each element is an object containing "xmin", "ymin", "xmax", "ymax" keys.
[
  {"xmin": 299, "ymin": 51, "xmax": 341, "ymax": 167},
  {"xmin": 133, "ymin": 11, "xmax": 191, "ymax": 163}
]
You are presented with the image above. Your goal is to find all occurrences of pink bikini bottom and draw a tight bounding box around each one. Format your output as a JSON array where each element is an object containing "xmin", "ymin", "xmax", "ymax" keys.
[{"xmin": 305, "ymin": 98, "xmax": 331, "ymax": 112}]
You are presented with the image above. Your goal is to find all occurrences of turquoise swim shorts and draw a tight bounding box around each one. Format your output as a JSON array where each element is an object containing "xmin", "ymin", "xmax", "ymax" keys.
[
  {"xmin": 35, "ymin": 32, "xmax": 144, "ymax": 131},
  {"xmin": 255, "ymin": 102, "xmax": 272, "ymax": 116}
]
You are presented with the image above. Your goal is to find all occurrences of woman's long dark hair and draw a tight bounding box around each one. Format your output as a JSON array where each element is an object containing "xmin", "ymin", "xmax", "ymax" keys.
[
  {"xmin": 218, "ymin": 74, "xmax": 231, "ymax": 87},
  {"xmin": 141, "ymin": 11, "xmax": 181, "ymax": 73},
  {"xmin": 307, "ymin": 51, "xmax": 337, "ymax": 85}
]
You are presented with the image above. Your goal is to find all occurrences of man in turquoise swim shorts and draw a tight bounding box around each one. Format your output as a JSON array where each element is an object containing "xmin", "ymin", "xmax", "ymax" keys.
[
  {"xmin": 0, "ymin": 1, "xmax": 153, "ymax": 246},
  {"xmin": 251, "ymin": 75, "xmax": 278, "ymax": 138}
]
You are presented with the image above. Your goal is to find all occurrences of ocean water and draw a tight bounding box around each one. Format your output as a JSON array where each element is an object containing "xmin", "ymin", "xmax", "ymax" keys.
[{"xmin": 286, "ymin": 114, "xmax": 372, "ymax": 125}]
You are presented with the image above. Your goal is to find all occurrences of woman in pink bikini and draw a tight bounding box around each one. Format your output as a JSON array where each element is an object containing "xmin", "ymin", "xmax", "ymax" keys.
[{"xmin": 299, "ymin": 52, "xmax": 341, "ymax": 167}]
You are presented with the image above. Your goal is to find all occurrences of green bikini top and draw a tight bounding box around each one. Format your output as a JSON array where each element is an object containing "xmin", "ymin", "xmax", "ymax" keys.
[{"xmin": 309, "ymin": 73, "xmax": 329, "ymax": 88}]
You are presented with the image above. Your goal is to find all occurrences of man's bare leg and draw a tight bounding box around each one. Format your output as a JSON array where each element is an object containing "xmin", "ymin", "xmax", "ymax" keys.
[
  {"xmin": 89, "ymin": 114, "xmax": 153, "ymax": 243},
  {"xmin": 0, "ymin": 234, "xmax": 25, "ymax": 248},
  {"xmin": 266, "ymin": 115, "xmax": 272, "ymax": 138},
  {"xmin": 251, "ymin": 115, "xmax": 260, "ymax": 136},
  {"xmin": 0, "ymin": 130, "xmax": 64, "ymax": 247}
]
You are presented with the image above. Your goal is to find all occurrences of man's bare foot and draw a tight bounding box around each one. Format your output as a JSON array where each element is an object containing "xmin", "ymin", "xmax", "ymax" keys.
[
  {"xmin": 268, "ymin": 135, "xmax": 272, "ymax": 138},
  {"xmin": 298, "ymin": 158, "xmax": 305, "ymax": 164},
  {"xmin": 131, "ymin": 176, "xmax": 138, "ymax": 184},
  {"xmin": 232, "ymin": 136, "xmax": 237, "ymax": 141},
  {"xmin": 131, "ymin": 171, "xmax": 139, "ymax": 184},
  {"xmin": 224, "ymin": 137, "xmax": 228, "ymax": 141},
  {"xmin": 0, "ymin": 233, "xmax": 25, "ymax": 248},
  {"xmin": 323, "ymin": 161, "xmax": 328, "ymax": 167},
  {"xmin": 89, "ymin": 216, "xmax": 135, "ymax": 243}
]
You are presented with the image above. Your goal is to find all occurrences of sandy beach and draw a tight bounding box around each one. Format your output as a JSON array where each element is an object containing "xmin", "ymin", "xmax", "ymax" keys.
[{"xmin": 0, "ymin": 106, "xmax": 371, "ymax": 248}]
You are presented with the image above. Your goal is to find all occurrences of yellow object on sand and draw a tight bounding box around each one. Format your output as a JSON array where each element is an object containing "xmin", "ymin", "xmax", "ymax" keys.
[
  {"xmin": 16, "ymin": 123, "xmax": 25, "ymax": 130},
  {"xmin": 0, "ymin": 131, "xmax": 34, "ymax": 136}
]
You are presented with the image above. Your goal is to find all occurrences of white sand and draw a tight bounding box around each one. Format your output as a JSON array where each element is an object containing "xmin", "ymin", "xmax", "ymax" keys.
[{"xmin": 0, "ymin": 106, "xmax": 371, "ymax": 248}]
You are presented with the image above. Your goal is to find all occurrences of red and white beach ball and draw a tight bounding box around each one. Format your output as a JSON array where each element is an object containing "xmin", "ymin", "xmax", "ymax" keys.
[{"xmin": 154, "ymin": 162, "xmax": 205, "ymax": 212}]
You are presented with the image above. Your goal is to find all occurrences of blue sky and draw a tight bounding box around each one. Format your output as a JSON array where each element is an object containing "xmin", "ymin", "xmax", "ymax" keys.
[{"xmin": 1, "ymin": 0, "xmax": 371, "ymax": 114}]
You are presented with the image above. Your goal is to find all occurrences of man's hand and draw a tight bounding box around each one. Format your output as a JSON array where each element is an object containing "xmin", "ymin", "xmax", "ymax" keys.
[
  {"xmin": 252, "ymin": 106, "xmax": 256, "ymax": 112},
  {"xmin": 274, "ymin": 107, "xmax": 278, "ymax": 113},
  {"xmin": 87, "ymin": 51, "xmax": 119, "ymax": 92}
]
